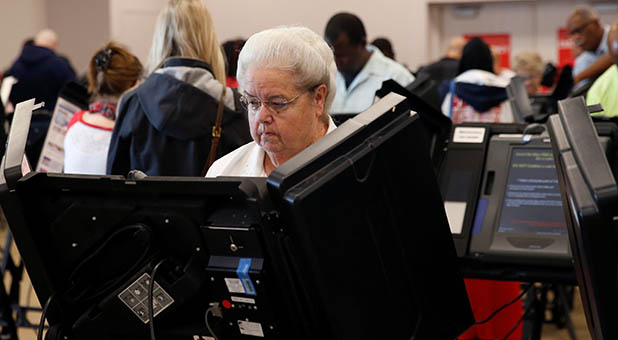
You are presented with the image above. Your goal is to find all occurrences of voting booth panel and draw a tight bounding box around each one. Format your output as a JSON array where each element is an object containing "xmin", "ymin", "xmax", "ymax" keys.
[
  {"xmin": 1, "ymin": 96, "xmax": 473, "ymax": 340},
  {"xmin": 547, "ymin": 97, "xmax": 618, "ymax": 340},
  {"xmin": 437, "ymin": 121, "xmax": 580, "ymax": 283}
]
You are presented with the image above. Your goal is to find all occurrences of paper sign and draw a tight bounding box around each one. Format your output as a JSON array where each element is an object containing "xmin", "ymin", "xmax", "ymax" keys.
[
  {"xmin": 35, "ymin": 97, "xmax": 81, "ymax": 173},
  {"xmin": 453, "ymin": 127, "xmax": 486, "ymax": 143}
]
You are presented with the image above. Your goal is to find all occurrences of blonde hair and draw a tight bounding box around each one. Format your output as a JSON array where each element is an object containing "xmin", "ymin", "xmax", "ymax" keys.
[
  {"xmin": 513, "ymin": 51, "xmax": 544, "ymax": 76},
  {"xmin": 146, "ymin": 0, "xmax": 225, "ymax": 84}
]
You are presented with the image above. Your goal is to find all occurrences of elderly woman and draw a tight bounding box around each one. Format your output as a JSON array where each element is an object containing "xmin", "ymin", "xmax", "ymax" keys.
[{"xmin": 206, "ymin": 26, "xmax": 338, "ymax": 177}]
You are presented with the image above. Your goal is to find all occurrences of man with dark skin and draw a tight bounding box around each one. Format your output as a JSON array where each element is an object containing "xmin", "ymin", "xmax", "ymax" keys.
[
  {"xmin": 567, "ymin": 6, "xmax": 612, "ymax": 87},
  {"xmin": 325, "ymin": 13, "xmax": 414, "ymax": 114},
  {"xmin": 327, "ymin": 26, "xmax": 372, "ymax": 88}
]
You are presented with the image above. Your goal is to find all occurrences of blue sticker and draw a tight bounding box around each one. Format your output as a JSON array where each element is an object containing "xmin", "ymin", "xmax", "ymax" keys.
[
  {"xmin": 472, "ymin": 198, "xmax": 489, "ymax": 235},
  {"xmin": 236, "ymin": 258, "xmax": 257, "ymax": 296}
]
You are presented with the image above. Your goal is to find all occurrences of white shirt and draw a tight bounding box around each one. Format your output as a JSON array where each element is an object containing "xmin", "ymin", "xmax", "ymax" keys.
[
  {"xmin": 64, "ymin": 113, "xmax": 113, "ymax": 175},
  {"xmin": 206, "ymin": 117, "xmax": 337, "ymax": 177},
  {"xmin": 330, "ymin": 46, "xmax": 415, "ymax": 114}
]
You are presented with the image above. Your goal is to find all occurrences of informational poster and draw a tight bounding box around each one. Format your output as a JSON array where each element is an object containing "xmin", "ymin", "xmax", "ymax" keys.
[
  {"xmin": 464, "ymin": 33, "xmax": 511, "ymax": 69},
  {"xmin": 557, "ymin": 27, "xmax": 575, "ymax": 69},
  {"xmin": 36, "ymin": 97, "xmax": 81, "ymax": 173}
]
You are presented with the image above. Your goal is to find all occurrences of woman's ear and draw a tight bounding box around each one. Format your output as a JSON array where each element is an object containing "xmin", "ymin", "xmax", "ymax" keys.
[{"xmin": 313, "ymin": 84, "xmax": 328, "ymax": 118}]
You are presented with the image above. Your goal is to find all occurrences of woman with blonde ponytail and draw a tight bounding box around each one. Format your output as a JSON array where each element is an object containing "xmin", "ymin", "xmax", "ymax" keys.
[{"xmin": 107, "ymin": 0, "xmax": 251, "ymax": 177}]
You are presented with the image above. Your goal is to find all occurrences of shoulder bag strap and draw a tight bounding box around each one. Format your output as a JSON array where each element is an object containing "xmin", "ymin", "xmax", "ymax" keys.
[{"xmin": 201, "ymin": 86, "xmax": 227, "ymax": 177}]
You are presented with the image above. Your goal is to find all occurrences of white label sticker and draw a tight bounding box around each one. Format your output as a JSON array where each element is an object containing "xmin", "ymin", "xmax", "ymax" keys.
[
  {"xmin": 231, "ymin": 296, "xmax": 256, "ymax": 304},
  {"xmin": 444, "ymin": 201, "xmax": 467, "ymax": 234},
  {"xmin": 453, "ymin": 127, "xmax": 486, "ymax": 143},
  {"xmin": 193, "ymin": 336, "xmax": 215, "ymax": 340},
  {"xmin": 224, "ymin": 278, "xmax": 245, "ymax": 294},
  {"xmin": 238, "ymin": 320, "xmax": 265, "ymax": 337}
]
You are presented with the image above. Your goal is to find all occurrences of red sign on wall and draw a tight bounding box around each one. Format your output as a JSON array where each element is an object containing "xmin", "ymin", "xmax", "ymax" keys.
[
  {"xmin": 464, "ymin": 33, "xmax": 511, "ymax": 69},
  {"xmin": 557, "ymin": 28, "xmax": 575, "ymax": 69}
]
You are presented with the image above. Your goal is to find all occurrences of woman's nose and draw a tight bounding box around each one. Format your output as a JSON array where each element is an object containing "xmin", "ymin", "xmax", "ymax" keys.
[{"xmin": 256, "ymin": 104, "xmax": 274, "ymax": 123}]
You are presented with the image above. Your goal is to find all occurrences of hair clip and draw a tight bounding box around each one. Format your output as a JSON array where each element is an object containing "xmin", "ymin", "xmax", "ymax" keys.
[{"xmin": 95, "ymin": 48, "xmax": 113, "ymax": 72}]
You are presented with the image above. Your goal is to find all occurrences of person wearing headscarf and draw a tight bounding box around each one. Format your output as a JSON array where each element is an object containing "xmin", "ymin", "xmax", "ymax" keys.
[{"xmin": 441, "ymin": 37, "xmax": 514, "ymax": 123}]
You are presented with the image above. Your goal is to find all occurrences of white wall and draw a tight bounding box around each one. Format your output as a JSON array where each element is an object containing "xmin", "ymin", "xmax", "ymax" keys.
[
  {"xmin": 0, "ymin": 0, "xmax": 47, "ymax": 71},
  {"xmin": 208, "ymin": 0, "xmax": 429, "ymax": 70},
  {"xmin": 47, "ymin": 0, "xmax": 110, "ymax": 75},
  {"xmin": 108, "ymin": 0, "xmax": 430, "ymax": 71},
  {"xmin": 0, "ymin": 0, "xmax": 109, "ymax": 75},
  {"xmin": 5, "ymin": 1, "xmax": 618, "ymax": 77},
  {"xmin": 109, "ymin": 0, "xmax": 165, "ymax": 69}
]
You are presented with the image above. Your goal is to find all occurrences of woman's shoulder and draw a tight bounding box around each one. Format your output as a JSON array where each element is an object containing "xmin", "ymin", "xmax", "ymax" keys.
[
  {"xmin": 81, "ymin": 111, "xmax": 115, "ymax": 130},
  {"xmin": 206, "ymin": 141, "xmax": 261, "ymax": 177}
]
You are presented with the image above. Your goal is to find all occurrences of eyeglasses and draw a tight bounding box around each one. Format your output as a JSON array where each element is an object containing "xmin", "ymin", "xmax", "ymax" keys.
[{"xmin": 239, "ymin": 84, "xmax": 321, "ymax": 115}]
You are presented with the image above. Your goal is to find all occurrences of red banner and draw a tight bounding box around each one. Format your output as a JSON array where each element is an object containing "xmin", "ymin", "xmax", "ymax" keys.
[
  {"xmin": 557, "ymin": 28, "xmax": 575, "ymax": 69},
  {"xmin": 464, "ymin": 33, "xmax": 511, "ymax": 69}
]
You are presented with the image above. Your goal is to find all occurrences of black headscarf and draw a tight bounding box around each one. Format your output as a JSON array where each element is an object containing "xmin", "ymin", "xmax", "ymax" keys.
[{"xmin": 457, "ymin": 37, "xmax": 494, "ymax": 75}]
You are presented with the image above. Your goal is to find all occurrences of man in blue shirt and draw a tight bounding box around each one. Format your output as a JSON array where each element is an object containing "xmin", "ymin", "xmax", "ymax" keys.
[
  {"xmin": 325, "ymin": 13, "xmax": 414, "ymax": 114},
  {"xmin": 567, "ymin": 6, "xmax": 611, "ymax": 90}
]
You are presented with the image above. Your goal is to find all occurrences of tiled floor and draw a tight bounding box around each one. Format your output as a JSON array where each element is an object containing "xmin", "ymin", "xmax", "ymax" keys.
[{"xmin": 0, "ymin": 219, "xmax": 593, "ymax": 340}]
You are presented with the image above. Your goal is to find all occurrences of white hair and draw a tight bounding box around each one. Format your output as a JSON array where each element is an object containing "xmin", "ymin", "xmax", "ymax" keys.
[
  {"xmin": 237, "ymin": 25, "xmax": 337, "ymax": 115},
  {"xmin": 34, "ymin": 29, "xmax": 58, "ymax": 50}
]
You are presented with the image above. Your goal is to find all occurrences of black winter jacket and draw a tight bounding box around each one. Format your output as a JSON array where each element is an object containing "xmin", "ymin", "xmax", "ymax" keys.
[
  {"xmin": 5, "ymin": 45, "xmax": 76, "ymax": 111},
  {"xmin": 106, "ymin": 58, "xmax": 252, "ymax": 177}
]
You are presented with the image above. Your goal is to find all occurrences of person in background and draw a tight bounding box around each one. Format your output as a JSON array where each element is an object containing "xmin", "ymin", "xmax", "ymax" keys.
[
  {"xmin": 64, "ymin": 43, "xmax": 143, "ymax": 174},
  {"xmin": 492, "ymin": 48, "xmax": 516, "ymax": 81},
  {"xmin": 106, "ymin": 0, "xmax": 251, "ymax": 177},
  {"xmin": 222, "ymin": 39, "xmax": 245, "ymax": 88},
  {"xmin": 568, "ymin": 5, "xmax": 612, "ymax": 90},
  {"xmin": 418, "ymin": 36, "xmax": 466, "ymax": 86},
  {"xmin": 512, "ymin": 51, "xmax": 545, "ymax": 95},
  {"xmin": 324, "ymin": 12, "xmax": 414, "ymax": 114},
  {"xmin": 441, "ymin": 37, "xmax": 514, "ymax": 123},
  {"xmin": 5, "ymin": 29, "xmax": 76, "ymax": 112},
  {"xmin": 207, "ymin": 26, "xmax": 337, "ymax": 177},
  {"xmin": 587, "ymin": 22, "xmax": 618, "ymax": 117},
  {"xmin": 371, "ymin": 37, "xmax": 395, "ymax": 60}
]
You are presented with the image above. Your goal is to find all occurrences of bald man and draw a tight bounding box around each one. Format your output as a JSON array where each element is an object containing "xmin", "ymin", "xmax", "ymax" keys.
[
  {"xmin": 4, "ymin": 28, "xmax": 75, "ymax": 111},
  {"xmin": 567, "ymin": 6, "xmax": 612, "ymax": 90},
  {"xmin": 587, "ymin": 22, "xmax": 618, "ymax": 117},
  {"xmin": 418, "ymin": 36, "xmax": 466, "ymax": 85}
]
